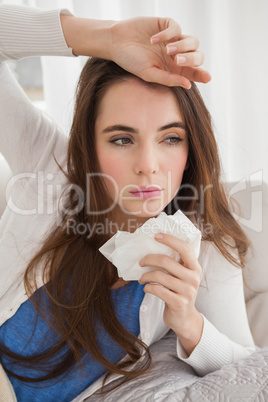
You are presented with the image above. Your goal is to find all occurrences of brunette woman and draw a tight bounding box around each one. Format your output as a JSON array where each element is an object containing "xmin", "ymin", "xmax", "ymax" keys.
[{"xmin": 0, "ymin": 4, "xmax": 254, "ymax": 401}]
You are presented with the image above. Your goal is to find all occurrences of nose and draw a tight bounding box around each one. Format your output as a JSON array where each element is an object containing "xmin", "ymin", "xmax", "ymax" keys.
[{"xmin": 133, "ymin": 145, "xmax": 159, "ymax": 175}]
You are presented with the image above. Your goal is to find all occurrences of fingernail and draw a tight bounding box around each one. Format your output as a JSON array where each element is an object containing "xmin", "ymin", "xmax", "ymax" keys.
[
  {"xmin": 179, "ymin": 82, "xmax": 191, "ymax": 90},
  {"xmin": 151, "ymin": 36, "xmax": 160, "ymax": 45},
  {"xmin": 167, "ymin": 45, "xmax": 178, "ymax": 54},
  {"xmin": 139, "ymin": 259, "xmax": 144, "ymax": 266},
  {"xmin": 177, "ymin": 56, "xmax": 187, "ymax": 64},
  {"xmin": 155, "ymin": 233, "xmax": 164, "ymax": 240}
]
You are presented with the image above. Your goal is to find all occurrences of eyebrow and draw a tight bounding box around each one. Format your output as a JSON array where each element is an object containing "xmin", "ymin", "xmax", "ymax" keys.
[{"xmin": 101, "ymin": 122, "xmax": 186, "ymax": 134}]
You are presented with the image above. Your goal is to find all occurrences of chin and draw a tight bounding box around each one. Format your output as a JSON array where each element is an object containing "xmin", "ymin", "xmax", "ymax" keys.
[{"xmin": 122, "ymin": 200, "xmax": 167, "ymax": 218}]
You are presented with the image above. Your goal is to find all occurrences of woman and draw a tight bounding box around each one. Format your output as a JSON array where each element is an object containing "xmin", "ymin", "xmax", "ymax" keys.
[{"xmin": 0, "ymin": 4, "xmax": 255, "ymax": 402}]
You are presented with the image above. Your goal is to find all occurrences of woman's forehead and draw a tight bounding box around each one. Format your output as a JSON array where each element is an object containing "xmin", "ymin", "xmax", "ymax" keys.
[{"xmin": 96, "ymin": 79, "xmax": 184, "ymax": 128}]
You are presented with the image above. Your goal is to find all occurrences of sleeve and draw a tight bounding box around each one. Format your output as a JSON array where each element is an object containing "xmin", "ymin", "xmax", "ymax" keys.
[
  {"xmin": 0, "ymin": 5, "xmax": 74, "ymax": 62},
  {"xmin": 0, "ymin": 5, "xmax": 74, "ymax": 175},
  {"xmin": 176, "ymin": 241, "xmax": 256, "ymax": 376}
]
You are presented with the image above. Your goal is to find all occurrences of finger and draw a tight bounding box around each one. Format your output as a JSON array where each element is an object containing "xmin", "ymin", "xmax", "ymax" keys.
[
  {"xmin": 151, "ymin": 18, "xmax": 182, "ymax": 44},
  {"xmin": 139, "ymin": 269, "xmax": 200, "ymax": 298},
  {"xmin": 176, "ymin": 67, "xmax": 211, "ymax": 83},
  {"xmin": 140, "ymin": 253, "xmax": 193, "ymax": 280},
  {"xmin": 175, "ymin": 51, "xmax": 205, "ymax": 68},
  {"xmin": 166, "ymin": 35, "xmax": 200, "ymax": 55},
  {"xmin": 139, "ymin": 269, "xmax": 181, "ymax": 290},
  {"xmin": 142, "ymin": 67, "xmax": 191, "ymax": 88},
  {"xmin": 140, "ymin": 254, "xmax": 201, "ymax": 291},
  {"xmin": 154, "ymin": 233, "xmax": 202, "ymax": 273},
  {"xmin": 166, "ymin": 40, "xmax": 204, "ymax": 67},
  {"xmin": 142, "ymin": 282, "xmax": 187, "ymax": 309}
]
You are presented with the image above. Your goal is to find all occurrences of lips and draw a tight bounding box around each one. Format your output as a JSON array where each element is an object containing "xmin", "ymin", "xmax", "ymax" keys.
[{"xmin": 129, "ymin": 186, "xmax": 163, "ymax": 200}]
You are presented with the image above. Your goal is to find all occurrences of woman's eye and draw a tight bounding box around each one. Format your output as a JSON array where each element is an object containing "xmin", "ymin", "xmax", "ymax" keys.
[
  {"xmin": 109, "ymin": 135, "xmax": 182, "ymax": 147},
  {"xmin": 110, "ymin": 137, "xmax": 132, "ymax": 147},
  {"xmin": 165, "ymin": 136, "xmax": 183, "ymax": 145}
]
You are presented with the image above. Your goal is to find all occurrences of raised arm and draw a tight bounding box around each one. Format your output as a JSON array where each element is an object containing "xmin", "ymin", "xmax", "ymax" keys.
[
  {"xmin": 0, "ymin": 5, "xmax": 73, "ymax": 174},
  {"xmin": 60, "ymin": 15, "xmax": 211, "ymax": 88}
]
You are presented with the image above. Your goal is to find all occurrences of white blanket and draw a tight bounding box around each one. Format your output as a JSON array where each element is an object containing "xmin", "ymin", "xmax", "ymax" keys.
[{"xmin": 88, "ymin": 331, "xmax": 268, "ymax": 401}]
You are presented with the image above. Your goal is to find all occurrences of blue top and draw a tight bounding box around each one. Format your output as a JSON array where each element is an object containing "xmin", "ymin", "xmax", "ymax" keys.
[{"xmin": 0, "ymin": 281, "xmax": 145, "ymax": 401}]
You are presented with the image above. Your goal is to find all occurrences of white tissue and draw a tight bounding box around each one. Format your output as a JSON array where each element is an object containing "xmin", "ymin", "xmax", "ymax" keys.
[{"xmin": 99, "ymin": 210, "xmax": 201, "ymax": 281}]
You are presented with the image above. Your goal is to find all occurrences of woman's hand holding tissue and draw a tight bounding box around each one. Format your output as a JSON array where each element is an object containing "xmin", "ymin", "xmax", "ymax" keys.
[{"xmin": 139, "ymin": 232, "xmax": 204, "ymax": 356}]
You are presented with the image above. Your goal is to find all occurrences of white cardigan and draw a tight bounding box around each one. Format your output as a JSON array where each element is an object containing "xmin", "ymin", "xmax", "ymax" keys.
[{"xmin": 0, "ymin": 5, "xmax": 256, "ymax": 401}]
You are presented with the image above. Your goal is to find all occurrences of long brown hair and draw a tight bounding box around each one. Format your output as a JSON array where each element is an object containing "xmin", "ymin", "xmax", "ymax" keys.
[{"xmin": 0, "ymin": 58, "xmax": 250, "ymax": 391}]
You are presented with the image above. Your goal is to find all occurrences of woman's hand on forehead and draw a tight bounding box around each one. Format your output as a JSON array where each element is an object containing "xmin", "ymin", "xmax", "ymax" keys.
[
  {"xmin": 61, "ymin": 14, "xmax": 210, "ymax": 88},
  {"xmin": 110, "ymin": 17, "xmax": 211, "ymax": 88}
]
